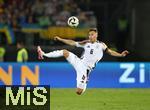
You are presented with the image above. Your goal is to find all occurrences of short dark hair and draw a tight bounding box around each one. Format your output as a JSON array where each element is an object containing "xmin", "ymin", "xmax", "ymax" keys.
[{"xmin": 89, "ymin": 28, "xmax": 97, "ymax": 32}]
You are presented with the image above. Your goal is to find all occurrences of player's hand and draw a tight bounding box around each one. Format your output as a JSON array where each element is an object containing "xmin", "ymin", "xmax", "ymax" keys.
[
  {"xmin": 54, "ymin": 36, "xmax": 61, "ymax": 41},
  {"xmin": 121, "ymin": 50, "xmax": 129, "ymax": 57}
]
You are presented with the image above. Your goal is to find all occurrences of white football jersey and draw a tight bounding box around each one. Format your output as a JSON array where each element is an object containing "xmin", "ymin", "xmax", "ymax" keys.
[{"xmin": 75, "ymin": 41, "xmax": 107, "ymax": 70}]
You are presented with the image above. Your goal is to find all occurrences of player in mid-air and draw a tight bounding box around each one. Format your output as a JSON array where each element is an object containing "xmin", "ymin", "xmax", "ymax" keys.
[{"xmin": 37, "ymin": 28, "xmax": 129, "ymax": 95}]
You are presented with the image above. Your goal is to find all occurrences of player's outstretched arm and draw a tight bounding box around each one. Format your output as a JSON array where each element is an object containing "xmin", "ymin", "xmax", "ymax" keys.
[
  {"xmin": 54, "ymin": 36, "xmax": 76, "ymax": 46},
  {"xmin": 102, "ymin": 42, "xmax": 129, "ymax": 57},
  {"xmin": 106, "ymin": 48, "xmax": 129, "ymax": 57}
]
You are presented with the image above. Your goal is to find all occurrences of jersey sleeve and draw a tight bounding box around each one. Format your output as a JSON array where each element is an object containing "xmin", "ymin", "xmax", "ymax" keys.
[
  {"xmin": 101, "ymin": 42, "xmax": 108, "ymax": 51},
  {"xmin": 75, "ymin": 42, "xmax": 84, "ymax": 48}
]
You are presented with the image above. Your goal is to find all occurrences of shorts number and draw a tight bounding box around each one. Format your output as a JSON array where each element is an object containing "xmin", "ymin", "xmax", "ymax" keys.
[
  {"xmin": 82, "ymin": 75, "xmax": 85, "ymax": 80},
  {"xmin": 90, "ymin": 49, "xmax": 94, "ymax": 54}
]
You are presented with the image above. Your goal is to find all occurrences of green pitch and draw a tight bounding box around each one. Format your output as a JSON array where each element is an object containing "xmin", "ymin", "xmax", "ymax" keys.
[{"xmin": 51, "ymin": 88, "xmax": 150, "ymax": 110}]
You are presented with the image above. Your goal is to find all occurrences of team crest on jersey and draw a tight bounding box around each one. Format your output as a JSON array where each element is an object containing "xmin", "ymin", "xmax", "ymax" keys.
[{"xmin": 87, "ymin": 45, "xmax": 90, "ymax": 48}]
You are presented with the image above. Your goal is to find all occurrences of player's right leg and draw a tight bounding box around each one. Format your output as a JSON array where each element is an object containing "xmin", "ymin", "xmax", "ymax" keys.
[
  {"xmin": 37, "ymin": 46, "xmax": 70, "ymax": 59},
  {"xmin": 37, "ymin": 46, "xmax": 44, "ymax": 59}
]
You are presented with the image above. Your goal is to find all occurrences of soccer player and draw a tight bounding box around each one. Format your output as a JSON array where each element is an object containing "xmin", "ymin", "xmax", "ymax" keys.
[{"xmin": 37, "ymin": 28, "xmax": 129, "ymax": 95}]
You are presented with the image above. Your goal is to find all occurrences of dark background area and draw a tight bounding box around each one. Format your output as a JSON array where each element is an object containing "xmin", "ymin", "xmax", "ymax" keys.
[{"xmin": 0, "ymin": 0, "xmax": 149, "ymax": 62}]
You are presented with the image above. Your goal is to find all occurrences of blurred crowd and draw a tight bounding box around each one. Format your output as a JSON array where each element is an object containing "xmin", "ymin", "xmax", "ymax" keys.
[
  {"xmin": 0, "ymin": 0, "xmax": 97, "ymax": 28},
  {"xmin": 0, "ymin": 0, "xmax": 97, "ymax": 62}
]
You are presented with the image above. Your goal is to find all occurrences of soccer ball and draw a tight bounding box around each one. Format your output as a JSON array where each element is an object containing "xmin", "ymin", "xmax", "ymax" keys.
[{"xmin": 67, "ymin": 16, "xmax": 79, "ymax": 27}]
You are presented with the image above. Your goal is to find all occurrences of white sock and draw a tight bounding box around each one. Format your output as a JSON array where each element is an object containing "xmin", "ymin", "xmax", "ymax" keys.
[
  {"xmin": 81, "ymin": 87, "xmax": 86, "ymax": 94},
  {"xmin": 43, "ymin": 50, "xmax": 63, "ymax": 58}
]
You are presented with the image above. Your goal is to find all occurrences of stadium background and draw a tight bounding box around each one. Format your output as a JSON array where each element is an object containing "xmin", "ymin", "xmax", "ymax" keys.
[{"xmin": 0, "ymin": 0, "xmax": 150, "ymax": 110}]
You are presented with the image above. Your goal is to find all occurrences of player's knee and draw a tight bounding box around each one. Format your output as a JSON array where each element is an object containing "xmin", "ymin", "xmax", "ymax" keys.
[
  {"xmin": 76, "ymin": 89, "xmax": 83, "ymax": 95},
  {"xmin": 63, "ymin": 49, "xmax": 69, "ymax": 58},
  {"xmin": 76, "ymin": 91, "xmax": 82, "ymax": 95}
]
